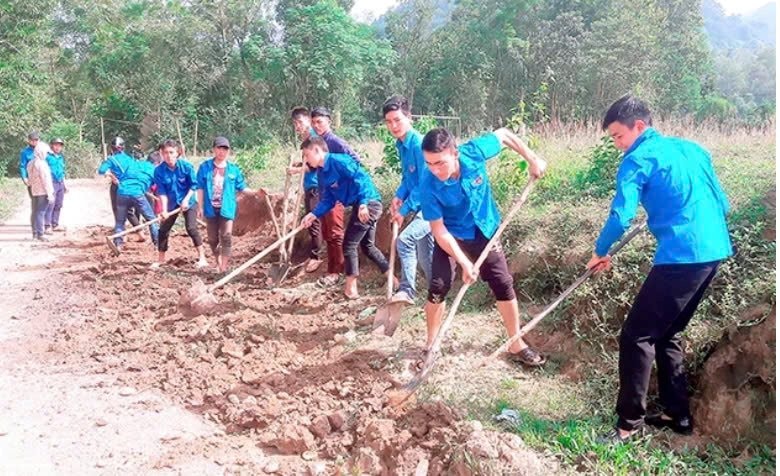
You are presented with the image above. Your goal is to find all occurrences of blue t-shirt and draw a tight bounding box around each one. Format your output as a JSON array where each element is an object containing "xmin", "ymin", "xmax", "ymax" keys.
[
  {"xmin": 154, "ymin": 158, "xmax": 198, "ymax": 211},
  {"xmin": 98, "ymin": 152, "xmax": 135, "ymax": 179},
  {"xmin": 117, "ymin": 160, "xmax": 155, "ymax": 197},
  {"xmin": 594, "ymin": 128, "xmax": 733, "ymax": 264},
  {"xmin": 46, "ymin": 153, "xmax": 66, "ymax": 182},
  {"xmin": 312, "ymin": 153, "xmax": 380, "ymax": 218},
  {"xmin": 394, "ymin": 129, "xmax": 426, "ymax": 216},
  {"xmin": 196, "ymin": 159, "xmax": 246, "ymax": 220},
  {"xmin": 421, "ymin": 133, "xmax": 503, "ymax": 240},
  {"xmin": 19, "ymin": 146, "xmax": 34, "ymax": 180},
  {"xmin": 303, "ymin": 127, "xmax": 319, "ymax": 190}
]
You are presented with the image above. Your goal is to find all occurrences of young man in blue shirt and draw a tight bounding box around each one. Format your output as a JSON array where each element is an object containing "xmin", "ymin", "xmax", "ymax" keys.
[
  {"xmin": 383, "ymin": 95, "xmax": 434, "ymax": 305},
  {"xmin": 99, "ymin": 137, "xmax": 143, "ymax": 233},
  {"xmin": 152, "ymin": 139, "xmax": 207, "ymax": 269},
  {"xmin": 309, "ymin": 106, "xmax": 363, "ymax": 286},
  {"xmin": 44, "ymin": 138, "xmax": 67, "ymax": 233},
  {"xmin": 107, "ymin": 153, "xmax": 159, "ymax": 252},
  {"xmin": 196, "ymin": 136, "xmax": 259, "ymax": 273},
  {"xmin": 300, "ymin": 136, "xmax": 392, "ymax": 299},
  {"xmin": 420, "ymin": 127, "xmax": 547, "ymax": 367},
  {"xmin": 587, "ymin": 95, "xmax": 733, "ymax": 444}
]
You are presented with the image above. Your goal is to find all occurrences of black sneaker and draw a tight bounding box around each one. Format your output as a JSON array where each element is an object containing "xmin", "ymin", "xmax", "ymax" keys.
[{"xmin": 645, "ymin": 413, "xmax": 693, "ymax": 435}]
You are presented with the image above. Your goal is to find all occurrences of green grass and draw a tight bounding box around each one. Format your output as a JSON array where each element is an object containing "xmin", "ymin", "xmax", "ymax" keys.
[{"xmin": 0, "ymin": 176, "xmax": 24, "ymax": 221}]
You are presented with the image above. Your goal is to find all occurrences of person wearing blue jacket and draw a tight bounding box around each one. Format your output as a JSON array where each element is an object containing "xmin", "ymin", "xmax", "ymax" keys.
[
  {"xmin": 384, "ymin": 95, "xmax": 434, "ymax": 306},
  {"xmin": 587, "ymin": 95, "xmax": 733, "ymax": 444},
  {"xmin": 300, "ymin": 136, "xmax": 391, "ymax": 299},
  {"xmin": 44, "ymin": 138, "xmax": 67, "ymax": 233},
  {"xmin": 20, "ymin": 131, "xmax": 40, "ymax": 230},
  {"xmin": 98, "ymin": 137, "xmax": 143, "ymax": 235},
  {"xmin": 420, "ymin": 127, "xmax": 547, "ymax": 369},
  {"xmin": 196, "ymin": 136, "xmax": 258, "ymax": 272},
  {"xmin": 108, "ymin": 155, "xmax": 159, "ymax": 251},
  {"xmin": 152, "ymin": 139, "xmax": 206, "ymax": 270}
]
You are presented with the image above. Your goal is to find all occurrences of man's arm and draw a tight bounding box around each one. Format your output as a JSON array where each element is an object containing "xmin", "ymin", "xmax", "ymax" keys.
[
  {"xmin": 430, "ymin": 219, "xmax": 478, "ymax": 283},
  {"xmin": 493, "ymin": 128, "xmax": 546, "ymax": 179},
  {"xmin": 593, "ymin": 158, "xmax": 648, "ymax": 257}
]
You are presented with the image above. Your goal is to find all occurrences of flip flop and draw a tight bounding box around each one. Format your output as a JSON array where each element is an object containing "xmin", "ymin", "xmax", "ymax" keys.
[{"xmin": 507, "ymin": 347, "xmax": 546, "ymax": 367}]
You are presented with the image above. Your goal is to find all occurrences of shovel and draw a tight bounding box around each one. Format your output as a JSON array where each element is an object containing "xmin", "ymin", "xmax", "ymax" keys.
[
  {"xmin": 480, "ymin": 221, "xmax": 646, "ymax": 366},
  {"xmin": 387, "ymin": 178, "xmax": 537, "ymax": 407},
  {"xmin": 178, "ymin": 223, "xmax": 306, "ymax": 317},
  {"xmin": 371, "ymin": 221, "xmax": 403, "ymax": 335},
  {"xmin": 105, "ymin": 207, "xmax": 181, "ymax": 256}
]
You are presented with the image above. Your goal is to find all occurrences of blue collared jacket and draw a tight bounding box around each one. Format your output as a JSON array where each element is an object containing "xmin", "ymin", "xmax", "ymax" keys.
[{"xmin": 312, "ymin": 153, "xmax": 380, "ymax": 218}]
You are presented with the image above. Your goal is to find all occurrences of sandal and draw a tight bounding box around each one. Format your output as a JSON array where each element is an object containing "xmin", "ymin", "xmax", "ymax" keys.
[
  {"xmin": 507, "ymin": 347, "xmax": 546, "ymax": 367},
  {"xmin": 317, "ymin": 274, "xmax": 342, "ymax": 288},
  {"xmin": 413, "ymin": 349, "xmax": 430, "ymax": 372}
]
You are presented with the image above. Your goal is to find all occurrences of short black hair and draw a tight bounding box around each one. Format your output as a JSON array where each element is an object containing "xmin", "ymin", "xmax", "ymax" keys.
[
  {"xmin": 421, "ymin": 128, "xmax": 457, "ymax": 153},
  {"xmin": 291, "ymin": 107, "xmax": 310, "ymax": 120},
  {"xmin": 602, "ymin": 94, "xmax": 653, "ymax": 130},
  {"xmin": 161, "ymin": 139, "xmax": 179, "ymax": 149},
  {"xmin": 310, "ymin": 107, "xmax": 331, "ymax": 119},
  {"xmin": 382, "ymin": 95, "xmax": 411, "ymax": 117},
  {"xmin": 301, "ymin": 135, "xmax": 329, "ymax": 152}
]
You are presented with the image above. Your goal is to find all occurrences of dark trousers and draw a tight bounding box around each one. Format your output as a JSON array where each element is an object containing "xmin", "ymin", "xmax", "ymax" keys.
[
  {"xmin": 115, "ymin": 194, "xmax": 159, "ymax": 247},
  {"xmin": 427, "ymin": 228, "xmax": 516, "ymax": 303},
  {"xmin": 206, "ymin": 211, "xmax": 233, "ymax": 257},
  {"xmin": 304, "ymin": 187, "xmax": 324, "ymax": 259},
  {"xmin": 31, "ymin": 195, "xmax": 49, "ymax": 238},
  {"xmin": 321, "ymin": 202, "xmax": 345, "ymax": 274},
  {"xmin": 616, "ymin": 261, "xmax": 721, "ymax": 431},
  {"xmin": 45, "ymin": 180, "xmax": 65, "ymax": 227},
  {"xmin": 158, "ymin": 208, "xmax": 203, "ymax": 252},
  {"xmin": 110, "ymin": 183, "xmax": 140, "ymax": 228},
  {"xmin": 26, "ymin": 186, "xmax": 33, "ymax": 228},
  {"xmin": 343, "ymin": 201, "xmax": 389, "ymax": 276}
]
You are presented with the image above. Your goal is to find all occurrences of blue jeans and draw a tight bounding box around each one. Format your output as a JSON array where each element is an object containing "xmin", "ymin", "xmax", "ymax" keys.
[
  {"xmin": 45, "ymin": 180, "xmax": 65, "ymax": 227},
  {"xmin": 115, "ymin": 194, "xmax": 159, "ymax": 247},
  {"xmin": 396, "ymin": 213, "xmax": 433, "ymax": 298},
  {"xmin": 31, "ymin": 195, "xmax": 49, "ymax": 238}
]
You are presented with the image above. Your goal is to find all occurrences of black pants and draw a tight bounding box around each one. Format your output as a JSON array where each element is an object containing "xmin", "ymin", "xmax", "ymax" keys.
[
  {"xmin": 304, "ymin": 187, "xmax": 323, "ymax": 259},
  {"xmin": 206, "ymin": 211, "xmax": 233, "ymax": 257},
  {"xmin": 110, "ymin": 183, "xmax": 140, "ymax": 227},
  {"xmin": 343, "ymin": 200, "xmax": 389, "ymax": 276},
  {"xmin": 427, "ymin": 228, "xmax": 516, "ymax": 303},
  {"xmin": 616, "ymin": 261, "xmax": 720, "ymax": 431},
  {"xmin": 158, "ymin": 208, "xmax": 203, "ymax": 252}
]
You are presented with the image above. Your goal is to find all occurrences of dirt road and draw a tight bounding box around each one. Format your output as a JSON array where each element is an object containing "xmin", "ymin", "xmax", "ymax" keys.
[{"xmin": 0, "ymin": 179, "xmax": 558, "ymax": 475}]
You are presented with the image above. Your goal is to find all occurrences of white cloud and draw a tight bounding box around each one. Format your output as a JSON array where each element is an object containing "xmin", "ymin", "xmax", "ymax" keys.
[
  {"xmin": 715, "ymin": 0, "xmax": 773, "ymax": 15},
  {"xmin": 350, "ymin": 0, "xmax": 399, "ymax": 23}
]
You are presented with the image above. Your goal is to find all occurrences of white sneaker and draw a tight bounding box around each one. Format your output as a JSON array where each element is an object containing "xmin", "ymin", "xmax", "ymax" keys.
[
  {"xmin": 195, "ymin": 259, "xmax": 209, "ymax": 269},
  {"xmin": 390, "ymin": 290, "xmax": 415, "ymax": 305},
  {"xmin": 150, "ymin": 262, "xmax": 161, "ymax": 269}
]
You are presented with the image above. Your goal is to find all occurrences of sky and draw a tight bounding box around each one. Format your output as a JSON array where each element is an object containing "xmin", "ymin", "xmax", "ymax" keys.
[{"xmin": 349, "ymin": 0, "xmax": 774, "ymax": 22}]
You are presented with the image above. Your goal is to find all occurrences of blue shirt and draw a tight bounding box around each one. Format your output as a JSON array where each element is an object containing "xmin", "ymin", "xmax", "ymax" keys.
[
  {"xmin": 394, "ymin": 129, "xmax": 426, "ymax": 216},
  {"xmin": 46, "ymin": 153, "xmax": 66, "ymax": 182},
  {"xmin": 154, "ymin": 158, "xmax": 198, "ymax": 211},
  {"xmin": 117, "ymin": 160, "xmax": 155, "ymax": 197},
  {"xmin": 595, "ymin": 128, "xmax": 733, "ymax": 264},
  {"xmin": 312, "ymin": 153, "xmax": 380, "ymax": 218},
  {"xmin": 98, "ymin": 152, "xmax": 135, "ymax": 179},
  {"xmin": 19, "ymin": 146, "xmax": 34, "ymax": 180},
  {"xmin": 304, "ymin": 127, "xmax": 319, "ymax": 190},
  {"xmin": 421, "ymin": 133, "xmax": 503, "ymax": 240},
  {"xmin": 196, "ymin": 159, "xmax": 246, "ymax": 220},
  {"xmin": 321, "ymin": 130, "xmax": 361, "ymax": 163}
]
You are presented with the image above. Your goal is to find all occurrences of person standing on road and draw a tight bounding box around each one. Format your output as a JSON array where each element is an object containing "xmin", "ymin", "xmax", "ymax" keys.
[
  {"xmin": 44, "ymin": 138, "xmax": 67, "ymax": 233},
  {"xmin": 111, "ymin": 153, "xmax": 159, "ymax": 253},
  {"xmin": 152, "ymin": 139, "xmax": 207, "ymax": 269},
  {"xmin": 196, "ymin": 136, "xmax": 260, "ymax": 273},
  {"xmin": 26, "ymin": 142, "xmax": 55, "ymax": 241},
  {"xmin": 587, "ymin": 95, "xmax": 733, "ymax": 444},
  {"xmin": 383, "ymin": 95, "xmax": 434, "ymax": 305},
  {"xmin": 98, "ymin": 137, "xmax": 144, "ymax": 237},
  {"xmin": 19, "ymin": 131, "xmax": 40, "ymax": 229}
]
